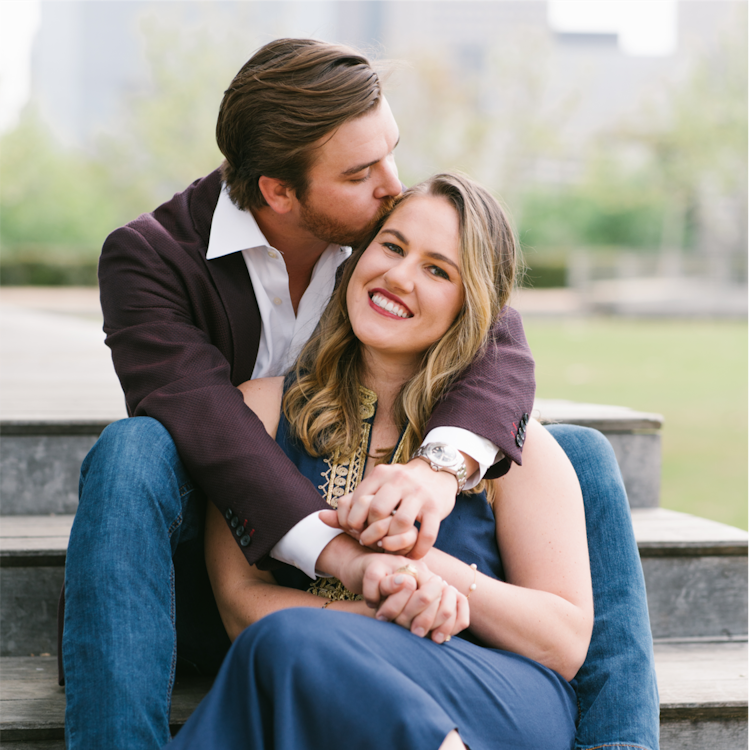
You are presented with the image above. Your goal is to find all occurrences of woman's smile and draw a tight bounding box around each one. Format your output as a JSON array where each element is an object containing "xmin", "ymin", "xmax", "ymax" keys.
[{"xmin": 368, "ymin": 289, "xmax": 413, "ymax": 319}]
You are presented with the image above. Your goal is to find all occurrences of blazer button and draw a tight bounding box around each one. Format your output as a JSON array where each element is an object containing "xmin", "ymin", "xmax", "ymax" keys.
[
  {"xmin": 230, "ymin": 516, "xmax": 239, "ymax": 528},
  {"xmin": 225, "ymin": 508, "xmax": 233, "ymax": 520},
  {"xmin": 516, "ymin": 433, "xmax": 524, "ymax": 448},
  {"xmin": 235, "ymin": 526, "xmax": 245, "ymax": 537},
  {"xmin": 240, "ymin": 534, "xmax": 252, "ymax": 547},
  {"xmin": 521, "ymin": 412, "xmax": 530, "ymax": 426}
]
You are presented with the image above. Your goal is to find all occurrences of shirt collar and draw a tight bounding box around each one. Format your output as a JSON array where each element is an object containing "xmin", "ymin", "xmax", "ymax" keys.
[{"xmin": 206, "ymin": 187, "xmax": 269, "ymax": 260}]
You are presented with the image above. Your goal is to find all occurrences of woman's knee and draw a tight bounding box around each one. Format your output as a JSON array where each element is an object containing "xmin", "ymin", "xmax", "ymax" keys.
[{"xmin": 234, "ymin": 609, "xmax": 343, "ymax": 670}]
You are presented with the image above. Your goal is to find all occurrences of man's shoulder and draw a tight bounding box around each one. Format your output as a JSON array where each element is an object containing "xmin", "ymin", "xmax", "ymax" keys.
[{"xmin": 107, "ymin": 169, "xmax": 223, "ymax": 253}]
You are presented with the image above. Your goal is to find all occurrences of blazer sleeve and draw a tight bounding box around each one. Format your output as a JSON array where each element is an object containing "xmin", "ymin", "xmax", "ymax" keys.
[
  {"xmin": 425, "ymin": 306, "xmax": 536, "ymax": 479},
  {"xmin": 98, "ymin": 224, "xmax": 328, "ymax": 567}
]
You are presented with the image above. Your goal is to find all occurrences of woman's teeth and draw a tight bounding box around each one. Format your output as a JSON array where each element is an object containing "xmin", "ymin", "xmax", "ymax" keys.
[{"xmin": 371, "ymin": 293, "xmax": 411, "ymax": 318}]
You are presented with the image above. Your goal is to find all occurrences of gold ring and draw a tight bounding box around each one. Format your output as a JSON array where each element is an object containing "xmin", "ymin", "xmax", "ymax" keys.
[{"xmin": 395, "ymin": 564, "xmax": 419, "ymax": 582}]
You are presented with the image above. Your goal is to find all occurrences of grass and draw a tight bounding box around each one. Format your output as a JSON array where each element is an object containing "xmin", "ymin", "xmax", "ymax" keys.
[{"xmin": 523, "ymin": 318, "xmax": 748, "ymax": 530}]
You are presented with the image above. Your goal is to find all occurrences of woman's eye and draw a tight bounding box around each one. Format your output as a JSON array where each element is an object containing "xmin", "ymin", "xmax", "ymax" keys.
[
  {"xmin": 383, "ymin": 242, "xmax": 404, "ymax": 256},
  {"xmin": 429, "ymin": 265, "xmax": 450, "ymax": 280}
]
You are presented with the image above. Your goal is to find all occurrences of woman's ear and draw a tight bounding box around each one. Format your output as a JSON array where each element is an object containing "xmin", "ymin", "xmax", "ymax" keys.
[{"xmin": 258, "ymin": 176, "xmax": 295, "ymax": 215}]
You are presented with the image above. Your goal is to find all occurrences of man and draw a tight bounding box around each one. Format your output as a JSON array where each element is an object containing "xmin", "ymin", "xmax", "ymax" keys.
[{"xmin": 62, "ymin": 38, "xmax": 658, "ymax": 750}]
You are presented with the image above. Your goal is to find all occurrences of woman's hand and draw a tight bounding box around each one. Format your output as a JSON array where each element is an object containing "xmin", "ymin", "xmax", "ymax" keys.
[{"xmin": 354, "ymin": 554, "xmax": 470, "ymax": 643}]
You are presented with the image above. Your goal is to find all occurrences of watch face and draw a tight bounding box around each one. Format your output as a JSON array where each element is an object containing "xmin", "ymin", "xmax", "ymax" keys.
[{"xmin": 430, "ymin": 444, "xmax": 458, "ymax": 464}]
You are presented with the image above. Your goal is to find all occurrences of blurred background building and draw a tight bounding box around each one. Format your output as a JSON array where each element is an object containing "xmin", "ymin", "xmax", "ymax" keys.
[{"xmin": 0, "ymin": 0, "xmax": 747, "ymax": 315}]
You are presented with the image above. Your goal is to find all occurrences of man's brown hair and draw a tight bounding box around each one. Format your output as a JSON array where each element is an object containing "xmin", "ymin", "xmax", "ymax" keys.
[{"xmin": 216, "ymin": 38, "xmax": 382, "ymax": 211}]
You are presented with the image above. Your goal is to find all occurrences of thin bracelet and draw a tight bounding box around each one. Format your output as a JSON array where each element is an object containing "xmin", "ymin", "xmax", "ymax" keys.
[
  {"xmin": 321, "ymin": 600, "xmax": 332, "ymax": 609},
  {"xmin": 466, "ymin": 563, "xmax": 478, "ymax": 599}
]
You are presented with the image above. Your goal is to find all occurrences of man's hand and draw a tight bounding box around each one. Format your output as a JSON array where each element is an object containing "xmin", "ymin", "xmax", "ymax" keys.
[{"xmin": 321, "ymin": 458, "xmax": 466, "ymax": 559}]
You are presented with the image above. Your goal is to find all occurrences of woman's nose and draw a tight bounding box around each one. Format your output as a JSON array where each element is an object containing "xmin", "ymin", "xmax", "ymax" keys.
[{"xmin": 384, "ymin": 258, "xmax": 414, "ymax": 294}]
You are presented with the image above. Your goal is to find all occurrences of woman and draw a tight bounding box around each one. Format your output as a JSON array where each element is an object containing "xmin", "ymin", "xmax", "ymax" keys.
[{"xmin": 169, "ymin": 173, "xmax": 594, "ymax": 749}]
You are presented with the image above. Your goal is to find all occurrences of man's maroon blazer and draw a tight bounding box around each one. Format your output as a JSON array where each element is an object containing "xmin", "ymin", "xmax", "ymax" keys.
[{"xmin": 98, "ymin": 169, "xmax": 536, "ymax": 566}]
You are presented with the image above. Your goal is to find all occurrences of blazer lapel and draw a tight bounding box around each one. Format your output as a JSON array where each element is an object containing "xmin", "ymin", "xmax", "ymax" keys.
[{"xmin": 206, "ymin": 251, "xmax": 261, "ymax": 385}]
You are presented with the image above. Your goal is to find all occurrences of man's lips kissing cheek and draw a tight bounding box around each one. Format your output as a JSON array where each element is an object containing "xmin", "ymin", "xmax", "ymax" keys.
[{"xmin": 368, "ymin": 289, "xmax": 413, "ymax": 320}]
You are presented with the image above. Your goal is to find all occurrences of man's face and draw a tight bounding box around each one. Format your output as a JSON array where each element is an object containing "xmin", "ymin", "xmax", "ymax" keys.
[{"xmin": 294, "ymin": 97, "xmax": 402, "ymax": 247}]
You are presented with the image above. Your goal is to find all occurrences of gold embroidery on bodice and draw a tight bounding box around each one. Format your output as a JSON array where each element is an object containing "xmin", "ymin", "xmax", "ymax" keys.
[{"xmin": 307, "ymin": 386, "xmax": 406, "ymax": 603}]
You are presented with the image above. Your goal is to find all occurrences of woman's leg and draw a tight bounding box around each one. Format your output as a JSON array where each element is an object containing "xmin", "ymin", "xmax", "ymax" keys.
[{"xmin": 169, "ymin": 609, "xmax": 576, "ymax": 750}]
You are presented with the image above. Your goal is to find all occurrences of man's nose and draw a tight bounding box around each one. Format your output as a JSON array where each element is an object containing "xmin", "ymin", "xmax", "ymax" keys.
[{"xmin": 373, "ymin": 157, "xmax": 401, "ymax": 199}]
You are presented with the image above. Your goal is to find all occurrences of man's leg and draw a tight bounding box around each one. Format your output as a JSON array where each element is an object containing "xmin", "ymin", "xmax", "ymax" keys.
[
  {"xmin": 547, "ymin": 424, "xmax": 660, "ymax": 750},
  {"xmin": 62, "ymin": 417, "xmax": 226, "ymax": 750}
]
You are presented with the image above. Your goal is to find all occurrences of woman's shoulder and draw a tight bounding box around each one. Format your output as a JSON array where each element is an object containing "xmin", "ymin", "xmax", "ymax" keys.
[{"xmin": 237, "ymin": 376, "xmax": 285, "ymax": 438}]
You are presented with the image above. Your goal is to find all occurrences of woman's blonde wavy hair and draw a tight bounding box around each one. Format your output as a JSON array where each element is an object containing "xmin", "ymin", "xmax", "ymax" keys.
[{"xmin": 283, "ymin": 172, "xmax": 518, "ymax": 496}]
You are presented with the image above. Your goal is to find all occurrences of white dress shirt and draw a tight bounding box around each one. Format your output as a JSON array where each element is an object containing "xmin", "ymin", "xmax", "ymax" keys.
[{"xmin": 207, "ymin": 187, "xmax": 500, "ymax": 578}]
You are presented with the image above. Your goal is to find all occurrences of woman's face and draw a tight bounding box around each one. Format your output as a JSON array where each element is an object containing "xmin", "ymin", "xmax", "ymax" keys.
[{"xmin": 346, "ymin": 194, "xmax": 465, "ymax": 368}]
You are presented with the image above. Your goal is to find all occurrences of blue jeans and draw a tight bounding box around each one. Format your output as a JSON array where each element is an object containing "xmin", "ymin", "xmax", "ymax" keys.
[
  {"xmin": 63, "ymin": 418, "xmax": 230, "ymax": 750},
  {"xmin": 63, "ymin": 418, "xmax": 658, "ymax": 750},
  {"xmin": 548, "ymin": 424, "xmax": 659, "ymax": 750}
]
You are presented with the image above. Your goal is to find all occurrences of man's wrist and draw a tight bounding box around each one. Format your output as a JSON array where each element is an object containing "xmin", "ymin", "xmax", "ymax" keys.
[
  {"xmin": 315, "ymin": 533, "xmax": 369, "ymax": 585},
  {"xmin": 411, "ymin": 442, "xmax": 468, "ymax": 494}
]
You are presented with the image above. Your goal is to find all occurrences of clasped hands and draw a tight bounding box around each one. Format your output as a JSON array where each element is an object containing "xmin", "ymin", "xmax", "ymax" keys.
[{"xmin": 320, "ymin": 459, "xmax": 468, "ymax": 643}]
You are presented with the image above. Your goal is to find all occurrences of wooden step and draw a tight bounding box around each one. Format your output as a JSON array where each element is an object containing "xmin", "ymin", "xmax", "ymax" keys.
[
  {"xmin": 1, "ymin": 510, "xmax": 746, "ymax": 656},
  {"xmin": 0, "ymin": 655, "xmax": 212, "ymax": 744},
  {"xmin": 536, "ymin": 398, "xmax": 664, "ymax": 508},
  {"xmin": 0, "ymin": 641, "xmax": 746, "ymax": 748},
  {"xmin": 656, "ymin": 640, "xmax": 748, "ymax": 750},
  {"xmin": 633, "ymin": 509, "xmax": 749, "ymax": 639}
]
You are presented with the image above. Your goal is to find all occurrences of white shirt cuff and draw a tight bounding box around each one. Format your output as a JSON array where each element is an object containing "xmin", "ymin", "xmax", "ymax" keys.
[
  {"xmin": 269, "ymin": 510, "xmax": 344, "ymax": 580},
  {"xmin": 423, "ymin": 427, "xmax": 503, "ymax": 490}
]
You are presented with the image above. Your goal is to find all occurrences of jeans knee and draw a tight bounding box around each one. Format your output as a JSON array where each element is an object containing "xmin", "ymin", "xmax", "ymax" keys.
[
  {"xmin": 94, "ymin": 417, "xmax": 174, "ymax": 458},
  {"xmin": 546, "ymin": 423, "xmax": 615, "ymax": 464},
  {"xmin": 79, "ymin": 417, "xmax": 191, "ymax": 517},
  {"xmin": 83, "ymin": 418, "xmax": 178, "ymax": 476}
]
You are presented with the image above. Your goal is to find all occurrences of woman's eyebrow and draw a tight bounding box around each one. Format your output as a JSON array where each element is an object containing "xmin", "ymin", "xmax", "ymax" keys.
[
  {"xmin": 425, "ymin": 251, "xmax": 460, "ymax": 273},
  {"xmin": 381, "ymin": 228, "xmax": 409, "ymax": 244}
]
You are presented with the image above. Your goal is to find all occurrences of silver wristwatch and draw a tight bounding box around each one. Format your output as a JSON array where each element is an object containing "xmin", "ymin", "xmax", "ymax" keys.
[{"xmin": 411, "ymin": 443, "xmax": 468, "ymax": 494}]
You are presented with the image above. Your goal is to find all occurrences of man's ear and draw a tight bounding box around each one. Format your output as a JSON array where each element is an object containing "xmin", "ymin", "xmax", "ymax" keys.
[{"xmin": 258, "ymin": 176, "xmax": 295, "ymax": 215}]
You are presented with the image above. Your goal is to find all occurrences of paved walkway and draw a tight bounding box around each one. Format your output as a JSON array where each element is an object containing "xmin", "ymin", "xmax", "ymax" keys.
[{"xmin": 0, "ymin": 288, "xmax": 126, "ymax": 422}]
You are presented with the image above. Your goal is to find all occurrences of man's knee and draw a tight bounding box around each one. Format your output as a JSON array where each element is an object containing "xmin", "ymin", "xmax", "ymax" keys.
[
  {"xmin": 89, "ymin": 417, "xmax": 175, "ymax": 461},
  {"xmin": 546, "ymin": 423, "xmax": 616, "ymax": 465},
  {"xmin": 83, "ymin": 417, "xmax": 179, "ymax": 480},
  {"xmin": 78, "ymin": 416, "xmax": 192, "ymax": 518}
]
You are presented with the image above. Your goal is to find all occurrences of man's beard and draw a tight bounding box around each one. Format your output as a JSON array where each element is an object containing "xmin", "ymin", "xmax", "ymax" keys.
[{"xmin": 299, "ymin": 196, "xmax": 397, "ymax": 247}]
